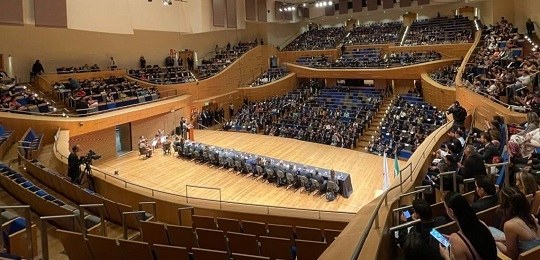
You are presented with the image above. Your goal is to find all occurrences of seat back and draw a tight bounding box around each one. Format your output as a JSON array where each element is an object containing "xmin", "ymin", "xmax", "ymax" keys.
[
  {"xmin": 267, "ymin": 224, "xmax": 294, "ymax": 240},
  {"xmin": 192, "ymin": 215, "xmax": 217, "ymax": 229},
  {"xmin": 86, "ymin": 234, "xmax": 123, "ymax": 259},
  {"xmin": 118, "ymin": 239, "xmax": 154, "ymax": 260},
  {"xmin": 286, "ymin": 172, "xmax": 295, "ymax": 182},
  {"xmin": 295, "ymin": 226, "xmax": 323, "ymax": 242},
  {"xmin": 519, "ymin": 244, "xmax": 540, "ymax": 260},
  {"xmin": 56, "ymin": 229, "xmax": 92, "ymax": 260},
  {"xmin": 435, "ymin": 221, "xmax": 459, "ymax": 235},
  {"xmin": 152, "ymin": 244, "xmax": 190, "ymax": 260},
  {"xmin": 242, "ymin": 220, "xmax": 267, "ymax": 237},
  {"xmin": 276, "ymin": 170, "xmax": 285, "ymax": 179},
  {"xmin": 324, "ymin": 229, "xmax": 341, "ymax": 244},
  {"xmin": 477, "ymin": 205, "xmax": 501, "ymax": 228},
  {"xmin": 192, "ymin": 247, "xmax": 229, "ymax": 260},
  {"xmin": 256, "ymin": 165, "xmax": 264, "ymax": 175},
  {"xmin": 217, "ymin": 217, "xmax": 242, "ymax": 233},
  {"xmin": 299, "ymin": 176, "xmax": 309, "ymax": 187},
  {"xmin": 196, "ymin": 228, "xmax": 227, "ymax": 251},
  {"xmin": 259, "ymin": 236, "xmax": 292, "ymax": 260},
  {"xmin": 167, "ymin": 224, "xmax": 196, "ymax": 249},
  {"xmin": 295, "ymin": 239, "xmax": 328, "ymax": 260},
  {"xmin": 531, "ymin": 191, "xmax": 540, "ymax": 216},
  {"xmin": 140, "ymin": 221, "xmax": 169, "ymax": 245},
  {"xmin": 232, "ymin": 253, "xmax": 270, "ymax": 260},
  {"xmin": 226, "ymin": 231, "xmax": 259, "ymax": 256},
  {"xmin": 311, "ymin": 179, "xmax": 320, "ymax": 190}
]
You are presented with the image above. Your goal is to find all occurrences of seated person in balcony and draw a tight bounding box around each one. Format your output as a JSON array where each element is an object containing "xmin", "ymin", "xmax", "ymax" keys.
[
  {"xmin": 515, "ymin": 171, "xmax": 539, "ymax": 197},
  {"xmin": 470, "ymin": 175, "xmax": 498, "ymax": 212},
  {"xmin": 477, "ymin": 133, "xmax": 499, "ymax": 163},
  {"xmin": 496, "ymin": 187, "xmax": 540, "ymax": 259},
  {"xmin": 68, "ymin": 78, "xmax": 81, "ymax": 91},
  {"xmin": 90, "ymin": 64, "xmax": 100, "ymax": 70},
  {"xmin": 458, "ymin": 145, "xmax": 487, "ymax": 180},
  {"xmin": 87, "ymin": 96, "xmax": 98, "ymax": 109},
  {"xmin": 440, "ymin": 192, "xmax": 497, "ymax": 260},
  {"xmin": 397, "ymin": 199, "xmax": 448, "ymax": 248}
]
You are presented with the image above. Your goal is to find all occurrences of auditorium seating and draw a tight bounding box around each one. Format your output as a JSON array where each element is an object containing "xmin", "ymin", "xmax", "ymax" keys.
[
  {"xmin": 368, "ymin": 94, "xmax": 446, "ymax": 158},
  {"xmin": 0, "ymin": 163, "xmax": 100, "ymax": 231},
  {"xmin": 248, "ymin": 67, "xmax": 289, "ymax": 87},
  {"xmin": 18, "ymin": 128, "xmax": 43, "ymax": 160},
  {"xmin": 22, "ymin": 158, "xmax": 155, "ymax": 231},
  {"xmin": 297, "ymin": 50, "xmax": 442, "ymax": 69},
  {"xmin": 198, "ymin": 42, "xmax": 258, "ymax": 79},
  {"xmin": 343, "ymin": 22, "xmax": 403, "ymax": 45},
  {"xmin": 402, "ymin": 16, "xmax": 474, "ymax": 46},
  {"xmin": 0, "ymin": 84, "xmax": 55, "ymax": 114},
  {"xmin": 129, "ymin": 66, "xmax": 196, "ymax": 84},
  {"xmin": 283, "ymin": 27, "xmax": 346, "ymax": 51},
  {"xmin": 56, "ymin": 64, "xmax": 100, "ymax": 74},
  {"xmin": 0, "ymin": 125, "xmax": 15, "ymax": 159},
  {"xmin": 52, "ymin": 76, "xmax": 160, "ymax": 115},
  {"xmin": 429, "ymin": 60, "xmax": 462, "ymax": 87}
]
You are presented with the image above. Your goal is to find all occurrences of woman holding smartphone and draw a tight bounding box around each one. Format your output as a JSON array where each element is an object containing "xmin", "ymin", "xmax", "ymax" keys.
[{"xmin": 440, "ymin": 192, "xmax": 497, "ymax": 260}]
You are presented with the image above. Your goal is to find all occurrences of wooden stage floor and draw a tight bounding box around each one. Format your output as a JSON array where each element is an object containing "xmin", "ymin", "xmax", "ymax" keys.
[{"xmin": 95, "ymin": 130, "xmax": 405, "ymax": 214}]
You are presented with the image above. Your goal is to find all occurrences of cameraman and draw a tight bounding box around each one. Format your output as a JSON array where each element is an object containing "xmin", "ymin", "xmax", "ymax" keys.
[
  {"xmin": 447, "ymin": 101, "xmax": 467, "ymax": 127},
  {"xmin": 68, "ymin": 145, "xmax": 81, "ymax": 184}
]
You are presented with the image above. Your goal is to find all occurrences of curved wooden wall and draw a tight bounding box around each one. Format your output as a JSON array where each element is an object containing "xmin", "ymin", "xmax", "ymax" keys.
[
  {"xmin": 456, "ymin": 86, "xmax": 526, "ymax": 125},
  {"xmin": 284, "ymin": 58, "xmax": 460, "ymax": 79},
  {"xmin": 421, "ymin": 73, "xmax": 456, "ymax": 109},
  {"xmin": 238, "ymin": 73, "xmax": 298, "ymax": 101}
]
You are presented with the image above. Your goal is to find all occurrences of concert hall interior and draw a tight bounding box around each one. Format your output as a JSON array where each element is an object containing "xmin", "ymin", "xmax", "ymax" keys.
[{"xmin": 0, "ymin": 0, "xmax": 539, "ymax": 259}]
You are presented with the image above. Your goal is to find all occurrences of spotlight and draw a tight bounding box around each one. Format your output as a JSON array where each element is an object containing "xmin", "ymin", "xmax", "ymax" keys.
[
  {"xmin": 302, "ymin": 3, "xmax": 307, "ymax": 7},
  {"xmin": 279, "ymin": 8, "xmax": 283, "ymax": 11},
  {"xmin": 328, "ymin": 0, "xmax": 333, "ymax": 5},
  {"xmin": 292, "ymin": 6, "xmax": 296, "ymax": 11}
]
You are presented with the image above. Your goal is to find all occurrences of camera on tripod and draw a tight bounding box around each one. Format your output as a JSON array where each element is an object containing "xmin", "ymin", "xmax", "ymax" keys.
[{"xmin": 80, "ymin": 150, "xmax": 101, "ymax": 166}]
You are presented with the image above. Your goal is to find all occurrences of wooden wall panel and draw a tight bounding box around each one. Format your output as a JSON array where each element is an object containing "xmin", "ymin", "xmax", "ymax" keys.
[
  {"xmin": 274, "ymin": 1, "xmax": 284, "ymax": 20},
  {"xmin": 285, "ymin": 59, "xmax": 460, "ymax": 80},
  {"xmin": 257, "ymin": 0, "xmax": 267, "ymax": 22},
  {"xmin": 245, "ymin": 0, "xmax": 256, "ymax": 21},
  {"xmin": 417, "ymin": 0, "xmax": 430, "ymax": 5},
  {"xmin": 367, "ymin": 0, "xmax": 378, "ymax": 11},
  {"xmin": 400, "ymin": 0, "xmax": 411, "ymax": 7},
  {"xmin": 421, "ymin": 73, "xmax": 455, "ymax": 110},
  {"xmin": 277, "ymin": 49, "xmax": 340, "ymax": 65},
  {"xmin": 456, "ymin": 86, "xmax": 526, "ymax": 125},
  {"xmin": 353, "ymin": 0, "xmax": 362, "ymax": 12},
  {"xmin": 239, "ymin": 73, "xmax": 298, "ymax": 101},
  {"xmin": 130, "ymin": 111, "xmax": 184, "ymax": 151},
  {"xmin": 0, "ymin": 0, "xmax": 23, "ymax": 26},
  {"xmin": 34, "ymin": 0, "xmax": 67, "ymax": 28},
  {"xmin": 325, "ymin": 4, "xmax": 335, "ymax": 16},
  {"xmin": 69, "ymin": 127, "xmax": 117, "ymax": 161},
  {"xmin": 226, "ymin": 0, "xmax": 237, "ymax": 28},
  {"xmin": 339, "ymin": 0, "xmax": 349, "ymax": 14},
  {"xmin": 212, "ymin": 0, "xmax": 226, "ymax": 27}
]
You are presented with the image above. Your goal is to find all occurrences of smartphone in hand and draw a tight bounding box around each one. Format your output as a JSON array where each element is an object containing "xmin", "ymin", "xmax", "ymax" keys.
[{"xmin": 430, "ymin": 229, "xmax": 450, "ymax": 248}]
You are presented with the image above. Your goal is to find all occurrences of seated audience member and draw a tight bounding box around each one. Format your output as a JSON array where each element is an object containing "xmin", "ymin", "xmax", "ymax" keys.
[
  {"xmin": 459, "ymin": 145, "xmax": 487, "ymax": 180},
  {"xmin": 515, "ymin": 171, "xmax": 539, "ymax": 196},
  {"xmin": 402, "ymin": 231, "xmax": 444, "ymax": 260},
  {"xmin": 471, "ymin": 175, "xmax": 499, "ymax": 212},
  {"xmin": 477, "ymin": 133, "xmax": 499, "ymax": 163},
  {"xmin": 397, "ymin": 199, "xmax": 448, "ymax": 248},
  {"xmin": 497, "ymin": 187, "xmax": 540, "ymax": 259},
  {"xmin": 440, "ymin": 192, "xmax": 497, "ymax": 260},
  {"xmin": 68, "ymin": 78, "xmax": 80, "ymax": 91}
]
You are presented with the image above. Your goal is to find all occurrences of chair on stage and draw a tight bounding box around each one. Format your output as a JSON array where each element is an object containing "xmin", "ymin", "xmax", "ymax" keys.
[
  {"xmin": 326, "ymin": 181, "xmax": 339, "ymax": 201},
  {"xmin": 298, "ymin": 175, "xmax": 310, "ymax": 193}
]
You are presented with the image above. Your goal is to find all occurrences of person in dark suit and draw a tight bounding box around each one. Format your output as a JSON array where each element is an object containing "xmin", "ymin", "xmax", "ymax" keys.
[
  {"xmin": 397, "ymin": 199, "xmax": 448, "ymax": 248},
  {"xmin": 477, "ymin": 132, "xmax": 499, "ymax": 163},
  {"xmin": 471, "ymin": 175, "xmax": 499, "ymax": 213},
  {"xmin": 68, "ymin": 145, "xmax": 81, "ymax": 184},
  {"xmin": 32, "ymin": 60, "xmax": 45, "ymax": 75},
  {"xmin": 459, "ymin": 145, "xmax": 487, "ymax": 180}
]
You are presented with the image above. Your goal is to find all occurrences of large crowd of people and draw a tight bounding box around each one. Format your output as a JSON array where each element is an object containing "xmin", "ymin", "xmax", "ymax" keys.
[
  {"xmin": 367, "ymin": 94, "xmax": 447, "ymax": 158},
  {"xmin": 0, "ymin": 71, "xmax": 55, "ymax": 114},
  {"xmin": 283, "ymin": 27, "xmax": 346, "ymax": 51},
  {"xmin": 198, "ymin": 41, "xmax": 258, "ymax": 79},
  {"xmin": 297, "ymin": 50, "xmax": 441, "ymax": 69},
  {"xmin": 224, "ymin": 82, "xmax": 382, "ymax": 149},
  {"xmin": 402, "ymin": 16, "xmax": 474, "ymax": 45},
  {"xmin": 463, "ymin": 18, "xmax": 539, "ymax": 110},
  {"xmin": 429, "ymin": 61, "xmax": 462, "ymax": 87},
  {"xmin": 128, "ymin": 66, "xmax": 196, "ymax": 84},
  {"xmin": 52, "ymin": 76, "xmax": 159, "ymax": 114},
  {"xmin": 248, "ymin": 67, "xmax": 289, "ymax": 87},
  {"xmin": 343, "ymin": 22, "xmax": 403, "ymax": 45}
]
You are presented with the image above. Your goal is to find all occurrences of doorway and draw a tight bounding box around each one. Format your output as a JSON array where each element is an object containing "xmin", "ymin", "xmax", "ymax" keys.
[{"xmin": 116, "ymin": 123, "xmax": 132, "ymax": 156}]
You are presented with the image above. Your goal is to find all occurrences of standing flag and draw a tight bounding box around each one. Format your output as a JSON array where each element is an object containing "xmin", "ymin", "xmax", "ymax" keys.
[
  {"xmin": 394, "ymin": 154, "xmax": 401, "ymax": 177},
  {"xmin": 383, "ymin": 152, "xmax": 389, "ymax": 191}
]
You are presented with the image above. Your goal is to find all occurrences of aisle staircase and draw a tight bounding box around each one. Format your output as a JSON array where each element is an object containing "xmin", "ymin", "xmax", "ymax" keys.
[{"xmin": 356, "ymin": 95, "xmax": 396, "ymax": 151}]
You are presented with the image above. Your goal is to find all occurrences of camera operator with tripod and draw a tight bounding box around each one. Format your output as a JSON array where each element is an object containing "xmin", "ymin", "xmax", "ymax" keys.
[{"xmin": 68, "ymin": 145, "xmax": 81, "ymax": 184}]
